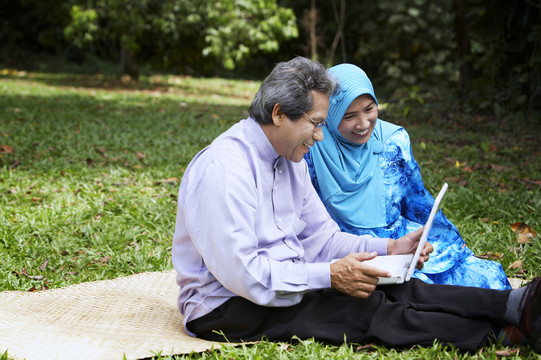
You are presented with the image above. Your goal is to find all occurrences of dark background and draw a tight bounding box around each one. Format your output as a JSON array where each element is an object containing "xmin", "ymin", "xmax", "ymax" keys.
[{"xmin": 1, "ymin": 0, "xmax": 540, "ymax": 121}]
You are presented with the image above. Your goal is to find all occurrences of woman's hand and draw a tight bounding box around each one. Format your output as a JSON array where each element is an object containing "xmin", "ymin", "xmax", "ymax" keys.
[{"xmin": 387, "ymin": 227, "xmax": 433, "ymax": 269}]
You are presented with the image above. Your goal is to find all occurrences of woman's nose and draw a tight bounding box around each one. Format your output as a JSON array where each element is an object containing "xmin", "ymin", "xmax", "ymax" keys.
[{"xmin": 355, "ymin": 115, "xmax": 371, "ymax": 129}]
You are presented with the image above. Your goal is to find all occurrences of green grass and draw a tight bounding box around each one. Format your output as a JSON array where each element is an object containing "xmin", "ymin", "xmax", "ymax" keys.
[{"xmin": 1, "ymin": 70, "xmax": 540, "ymax": 359}]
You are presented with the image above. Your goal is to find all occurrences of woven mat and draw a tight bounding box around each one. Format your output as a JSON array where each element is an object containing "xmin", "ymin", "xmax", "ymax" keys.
[
  {"xmin": 0, "ymin": 270, "xmax": 228, "ymax": 360},
  {"xmin": 0, "ymin": 270, "xmax": 525, "ymax": 360}
]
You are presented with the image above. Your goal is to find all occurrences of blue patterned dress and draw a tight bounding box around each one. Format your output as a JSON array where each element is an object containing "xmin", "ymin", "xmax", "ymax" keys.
[{"xmin": 306, "ymin": 123, "xmax": 511, "ymax": 290}]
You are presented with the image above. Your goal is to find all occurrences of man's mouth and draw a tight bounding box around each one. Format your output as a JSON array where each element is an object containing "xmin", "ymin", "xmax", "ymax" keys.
[{"xmin": 303, "ymin": 142, "xmax": 312, "ymax": 150}]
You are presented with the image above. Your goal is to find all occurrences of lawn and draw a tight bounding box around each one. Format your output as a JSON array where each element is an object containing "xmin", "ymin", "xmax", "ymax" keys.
[{"xmin": 1, "ymin": 70, "xmax": 540, "ymax": 359}]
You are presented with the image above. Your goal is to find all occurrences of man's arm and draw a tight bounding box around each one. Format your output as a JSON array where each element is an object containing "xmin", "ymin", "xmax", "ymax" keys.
[{"xmin": 330, "ymin": 228, "xmax": 428, "ymax": 298}]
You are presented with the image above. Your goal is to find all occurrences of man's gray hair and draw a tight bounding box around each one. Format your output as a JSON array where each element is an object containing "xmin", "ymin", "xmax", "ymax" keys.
[{"xmin": 249, "ymin": 56, "xmax": 336, "ymax": 125}]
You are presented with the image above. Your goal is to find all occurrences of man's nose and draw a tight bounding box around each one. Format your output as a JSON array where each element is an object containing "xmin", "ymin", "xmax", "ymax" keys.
[{"xmin": 313, "ymin": 127, "xmax": 324, "ymax": 142}]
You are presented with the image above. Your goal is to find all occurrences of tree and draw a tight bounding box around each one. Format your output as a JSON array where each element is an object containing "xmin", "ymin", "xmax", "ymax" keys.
[
  {"xmin": 63, "ymin": 0, "xmax": 298, "ymax": 77},
  {"xmin": 203, "ymin": 0, "xmax": 298, "ymax": 69}
]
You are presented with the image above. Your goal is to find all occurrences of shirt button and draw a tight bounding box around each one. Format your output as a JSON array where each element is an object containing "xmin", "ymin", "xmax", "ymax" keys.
[
  {"xmin": 278, "ymin": 170, "xmax": 283, "ymax": 174},
  {"xmin": 274, "ymin": 186, "xmax": 278, "ymax": 190},
  {"xmin": 277, "ymin": 217, "xmax": 282, "ymax": 222}
]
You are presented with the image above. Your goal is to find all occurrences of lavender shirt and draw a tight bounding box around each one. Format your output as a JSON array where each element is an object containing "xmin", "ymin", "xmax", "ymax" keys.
[{"xmin": 172, "ymin": 117, "xmax": 388, "ymax": 336}]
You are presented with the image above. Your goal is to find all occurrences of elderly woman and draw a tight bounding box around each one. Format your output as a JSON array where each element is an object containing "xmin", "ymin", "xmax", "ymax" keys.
[{"xmin": 305, "ymin": 63, "xmax": 510, "ymax": 290}]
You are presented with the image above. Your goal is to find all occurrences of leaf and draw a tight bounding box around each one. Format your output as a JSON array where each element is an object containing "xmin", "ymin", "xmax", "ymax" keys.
[
  {"xmin": 510, "ymin": 222, "xmax": 537, "ymax": 244},
  {"xmin": 524, "ymin": 179, "xmax": 541, "ymax": 187},
  {"xmin": 0, "ymin": 145, "xmax": 14, "ymax": 153},
  {"xmin": 508, "ymin": 259, "xmax": 523, "ymax": 269},
  {"xmin": 154, "ymin": 177, "xmax": 179, "ymax": 185},
  {"xmin": 113, "ymin": 182, "xmax": 130, "ymax": 186},
  {"xmin": 495, "ymin": 348, "xmax": 520, "ymax": 356},
  {"xmin": 136, "ymin": 151, "xmax": 145, "ymax": 160},
  {"xmin": 39, "ymin": 260, "xmax": 49, "ymax": 271},
  {"xmin": 462, "ymin": 165, "xmax": 474, "ymax": 173},
  {"xmin": 355, "ymin": 343, "xmax": 375, "ymax": 351},
  {"xmin": 491, "ymin": 164, "xmax": 512, "ymax": 172},
  {"xmin": 279, "ymin": 344, "xmax": 291, "ymax": 352},
  {"xmin": 10, "ymin": 159, "xmax": 20, "ymax": 169},
  {"xmin": 518, "ymin": 233, "xmax": 532, "ymax": 244},
  {"xmin": 476, "ymin": 252, "xmax": 503, "ymax": 260}
]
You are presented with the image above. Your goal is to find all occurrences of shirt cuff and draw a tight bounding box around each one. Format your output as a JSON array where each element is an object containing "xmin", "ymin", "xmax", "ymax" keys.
[
  {"xmin": 364, "ymin": 236, "xmax": 389, "ymax": 255},
  {"xmin": 306, "ymin": 261, "xmax": 332, "ymax": 289}
]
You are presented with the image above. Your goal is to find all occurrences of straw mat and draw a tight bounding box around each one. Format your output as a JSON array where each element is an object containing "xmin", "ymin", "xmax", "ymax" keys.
[{"xmin": 0, "ymin": 270, "xmax": 231, "ymax": 360}]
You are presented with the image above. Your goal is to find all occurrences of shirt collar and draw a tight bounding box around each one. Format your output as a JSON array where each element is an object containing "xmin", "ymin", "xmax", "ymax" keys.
[{"xmin": 245, "ymin": 117, "xmax": 280, "ymax": 164}]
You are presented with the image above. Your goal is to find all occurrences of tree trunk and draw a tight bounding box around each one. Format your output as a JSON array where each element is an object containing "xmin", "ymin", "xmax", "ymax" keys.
[
  {"xmin": 328, "ymin": 0, "xmax": 346, "ymax": 65},
  {"xmin": 454, "ymin": 0, "xmax": 472, "ymax": 96},
  {"xmin": 310, "ymin": 0, "xmax": 318, "ymax": 61},
  {"xmin": 120, "ymin": 41, "xmax": 139, "ymax": 80}
]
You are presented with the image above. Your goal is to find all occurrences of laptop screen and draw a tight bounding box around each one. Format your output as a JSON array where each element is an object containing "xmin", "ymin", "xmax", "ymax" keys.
[{"xmin": 405, "ymin": 183, "xmax": 448, "ymax": 281}]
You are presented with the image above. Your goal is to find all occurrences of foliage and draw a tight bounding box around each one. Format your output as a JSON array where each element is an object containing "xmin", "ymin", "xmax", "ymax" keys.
[
  {"xmin": 1, "ymin": 70, "xmax": 540, "ymax": 359},
  {"xmin": 2, "ymin": 0, "xmax": 539, "ymax": 117},
  {"xmin": 462, "ymin": 0, "xmax": 541, "ymax": 115},
  {"xmin": 354, "ymin": 0, "xmax": 456, "ymax": 91},
  {"xmin": 204, "ymin": 0, "xmax": 298, "ymax": 69},
  {"xmin": 63, "ymin": 5, "xmax": 99, "ymax": 49},
  {"xmin": 0, "ymin": 0, "xmax": 73, "ymax": 61},
  {"xmin": 61, "ymin": 0, "xmax": 298, "ymax": 76},
  {"xmin": 282, "ymin": 0, "xmax": 540, "ymax": 119}
]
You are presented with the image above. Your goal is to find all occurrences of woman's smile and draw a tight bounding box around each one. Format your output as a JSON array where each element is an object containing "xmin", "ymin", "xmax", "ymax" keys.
[{"xmin": 352, "ymin": 128, "xmax": 370, "ymax": 138}]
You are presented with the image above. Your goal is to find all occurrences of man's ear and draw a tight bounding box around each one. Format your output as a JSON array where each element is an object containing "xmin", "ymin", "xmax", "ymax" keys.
[{"xmin": 271, "ymin": 103, "xmax": 284, "ymax": 126}]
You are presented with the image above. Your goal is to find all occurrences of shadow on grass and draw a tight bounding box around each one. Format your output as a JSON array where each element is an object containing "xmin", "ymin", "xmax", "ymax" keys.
[{"xmin": 0, "ymin": 90, "xmax": 248, "ymax": 173}]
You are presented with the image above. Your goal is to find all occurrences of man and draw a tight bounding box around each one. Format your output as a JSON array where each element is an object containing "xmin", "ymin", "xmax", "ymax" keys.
[{"xmin": 173, "ymin": 56, "xmax": 541, "ymax": 352}]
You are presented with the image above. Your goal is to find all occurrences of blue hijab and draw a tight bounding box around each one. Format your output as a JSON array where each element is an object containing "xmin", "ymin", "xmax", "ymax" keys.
[{"xmin": 310, "ymin": 64, "xmax": 387, "ymax": 228}]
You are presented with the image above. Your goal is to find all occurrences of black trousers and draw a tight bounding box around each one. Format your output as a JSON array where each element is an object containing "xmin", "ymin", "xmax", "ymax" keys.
[{"xmin": 187, "ymin": 279, "xmax": 511, "ymax": 352}]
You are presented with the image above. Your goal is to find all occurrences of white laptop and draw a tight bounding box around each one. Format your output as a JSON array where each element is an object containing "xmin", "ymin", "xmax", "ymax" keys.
[{"xmin": 363, "ymin": 182, "xmax": 448, "ymax": 285}]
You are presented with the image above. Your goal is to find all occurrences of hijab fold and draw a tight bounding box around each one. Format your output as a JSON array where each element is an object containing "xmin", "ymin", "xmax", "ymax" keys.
[{"xmin": 310, "ymin": 64, "xmax": 387, "ymax": 228}]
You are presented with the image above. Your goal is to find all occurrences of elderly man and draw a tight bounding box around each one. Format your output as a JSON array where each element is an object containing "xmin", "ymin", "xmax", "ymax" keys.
[{"xmin": 173, "ymin": 56, "xmax": 540, "ymax": 352}]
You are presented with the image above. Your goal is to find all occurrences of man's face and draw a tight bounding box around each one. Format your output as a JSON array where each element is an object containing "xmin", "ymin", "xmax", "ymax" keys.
[{"xmin": 275, "ymin": 90, "xmax": 329, "ymax": 162}]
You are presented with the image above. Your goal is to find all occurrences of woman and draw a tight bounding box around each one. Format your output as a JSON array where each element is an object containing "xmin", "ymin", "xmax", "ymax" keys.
[{"xmin": 305, "ymin": 63, "xmax": 510, "ymax": 289}]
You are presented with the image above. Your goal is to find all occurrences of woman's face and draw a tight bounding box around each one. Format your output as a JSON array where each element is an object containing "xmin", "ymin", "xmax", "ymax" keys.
[{"xmin": 337, "ymin": 94, "xmax": 378, "ymax": 145}]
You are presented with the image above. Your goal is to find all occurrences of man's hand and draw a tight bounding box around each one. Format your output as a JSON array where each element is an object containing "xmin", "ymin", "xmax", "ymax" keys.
[
  {"xmin": 387, "ymin": 227, "xmax": 434, "ymax": 269},
  {"xmin": 330, "ymin": 252, "xmax": 391, "ymax": 299}
]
